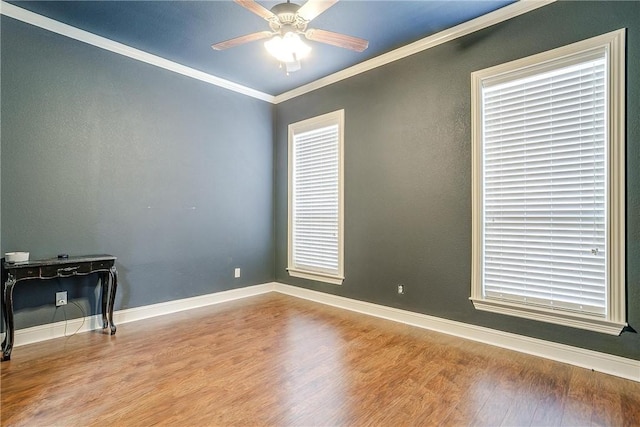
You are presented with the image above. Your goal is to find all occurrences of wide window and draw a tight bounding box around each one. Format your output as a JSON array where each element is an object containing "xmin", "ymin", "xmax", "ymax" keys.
[
  {"xmin": 470, "ymin": 30, "xmax": 626, "ymax": 334},
  {"xmin": 288, "ymin": 110, "xmax": 344, "ymax": 285}
]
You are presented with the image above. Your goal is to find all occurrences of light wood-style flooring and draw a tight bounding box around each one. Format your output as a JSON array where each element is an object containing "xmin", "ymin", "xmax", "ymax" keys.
[{"xmin": 2, "ymin": 292, "xmax": 639, "ymax": 426}]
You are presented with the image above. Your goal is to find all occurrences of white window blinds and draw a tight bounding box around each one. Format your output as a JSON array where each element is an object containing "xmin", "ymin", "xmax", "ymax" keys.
[
  {"xmin": 472, "ymin": 30, "xmax": 626, "ymax": 335},
  {"xmin": 481, "ymin": 56, "xmax": 607, "ymax": 316},
  {"xmin": 289, "ymin": 111, "xmax": 344, "ymax": 284}
]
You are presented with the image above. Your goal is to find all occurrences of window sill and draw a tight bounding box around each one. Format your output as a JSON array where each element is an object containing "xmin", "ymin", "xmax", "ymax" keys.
[
  {"xmin": 287, "ymin": 268, "xmax": 344, "ymax": 285},
  {"xmin": 470, "ymin": 298, "xmax": 626, "ymax": 336}
]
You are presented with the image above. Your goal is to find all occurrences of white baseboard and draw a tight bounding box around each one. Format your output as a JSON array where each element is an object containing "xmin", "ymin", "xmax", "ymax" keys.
[
  {"xmin": 6, "ymin": 314, "xmax": 106, "ymax": 347},
  {"xmin": 4, "ymin": 281, "xmax": 638, "ymax": 382},
  {"xmin": 273, "ymin": 283, "xmax": 640, "ymax": 382},
  {"xmin": 5, "ymin": 283, "xmax": 276, "ymax": 348},
  {"xmin": 113, "ymin": 282, "xmax": 276, "ymax": 325}
]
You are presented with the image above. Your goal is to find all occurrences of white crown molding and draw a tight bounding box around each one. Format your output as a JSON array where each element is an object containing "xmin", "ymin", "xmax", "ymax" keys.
[
  {"xmin": 4, "ymin": 281, "xmax": 638, "ymax": 382},
  {"xmin": 0, "ymin": 1, "xmax": 275, "ymax": 103},
  {"xmin": 273, "ymin": 0, "xmax": 556, "ymax": 103},
  {"xmin": 2, "ymin": 0, "xmax": 555, "ymax": 105}
]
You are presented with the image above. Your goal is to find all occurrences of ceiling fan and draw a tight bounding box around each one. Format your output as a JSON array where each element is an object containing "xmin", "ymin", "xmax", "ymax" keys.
[{"xmin": 212, "ymin": 0, "xmax": 369, "ymax": 73}]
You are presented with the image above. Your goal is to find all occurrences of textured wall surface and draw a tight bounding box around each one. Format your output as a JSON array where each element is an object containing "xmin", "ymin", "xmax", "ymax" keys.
[
  {"xmin": 275, "ymin": 1, "xmax": 640, "ymax": 359},
  {"xmin": 2, "ymin": 1, "xmax": 639, "ymax": 360},
  {"xmin": 1, "ymin": 17, "xmax": 274, "ymax": 328}
]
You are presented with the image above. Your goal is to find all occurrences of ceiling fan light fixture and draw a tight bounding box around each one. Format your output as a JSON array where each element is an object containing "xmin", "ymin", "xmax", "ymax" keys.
[
  {"xmin": 213, "ymin": 1, "xmax": 368, "ymax": 73},
  {"xmin": 285, "ymin": 60, "xmax": 301, "ymax": 73},
  {"xmin": 264, "ymin": 32, "xmax": 311, "ymax": 66}
]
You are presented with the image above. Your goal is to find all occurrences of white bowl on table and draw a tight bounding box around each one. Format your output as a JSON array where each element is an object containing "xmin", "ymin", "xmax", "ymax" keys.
[{"xmin": 5, "ymin": 252, "xmax": 30, "ymax": 263}]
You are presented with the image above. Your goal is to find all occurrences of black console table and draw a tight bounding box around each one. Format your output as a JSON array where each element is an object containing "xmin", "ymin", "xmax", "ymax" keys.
[{"xmin": 1, "ymin": 255, "xmax": 118, "ymax": 361}]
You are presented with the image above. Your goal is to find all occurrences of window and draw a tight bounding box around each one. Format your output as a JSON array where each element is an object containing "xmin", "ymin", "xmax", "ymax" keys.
[
  {"xmin": 288, "ymin": 110, "xmax": 344, "ymax": 285},
  {"xmin": 470, "ymin": 30, "xmax": 626, "ymax": 335}
]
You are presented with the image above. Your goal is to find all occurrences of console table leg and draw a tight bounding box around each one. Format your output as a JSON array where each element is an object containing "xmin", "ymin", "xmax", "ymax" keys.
[
  {"xmin": 2, "ymin": 275, "xmax": 17, "ymax": 361},
  {"xmin": 100, "ymin": 272, "xmax": 109, "ymax": 329},
  {"xmin": 108, "ymin": 266, "xmax": 118, "ymax": 335}
]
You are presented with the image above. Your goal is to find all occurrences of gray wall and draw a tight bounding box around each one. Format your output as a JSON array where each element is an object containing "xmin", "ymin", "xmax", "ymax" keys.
[
  {"xmin": 2, "ymin": 1, "xmax": 638, "ymax": 361},
  {"xmin": 275, "ymin": 1, "xmax": 640, "ymax": 359},
  {"xmin": 1, "ymin": 17, "xmax": 274, "ymax": 328}
]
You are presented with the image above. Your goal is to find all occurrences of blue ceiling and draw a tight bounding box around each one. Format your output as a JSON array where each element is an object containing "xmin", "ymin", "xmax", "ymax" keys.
[{"xmin": 7, "ymin": 0, "xmax": 514, "ymax": 96}]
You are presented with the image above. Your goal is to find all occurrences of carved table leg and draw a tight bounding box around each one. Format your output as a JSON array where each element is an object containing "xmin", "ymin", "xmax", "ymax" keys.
[
  {"xmin": 108, "ymin": 266, "xmax": 118, "ymax": 335},
  {"xmin": 2, "ymin": 275, "xmax": 17, "ymax": 361},
  {"xmin": 100, "ymin": 272, "xmax": 110, "ymax": 329}
]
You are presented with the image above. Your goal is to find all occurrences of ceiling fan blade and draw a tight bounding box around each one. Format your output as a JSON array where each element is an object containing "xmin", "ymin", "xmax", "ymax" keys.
[
  {"xmin": 234, "ymin": 0, "xmax": 277, "ymax": 20},
  {"xmin": 297, "ymin": 0, "xmax": 339, "ymax": 21},
  {"xmin": 212, "ymin": 31, "xmax": 274, "ymax": 50},
  {"xmin": 305, "ymin": 29, "xmax": 369, "ymax": 52}
]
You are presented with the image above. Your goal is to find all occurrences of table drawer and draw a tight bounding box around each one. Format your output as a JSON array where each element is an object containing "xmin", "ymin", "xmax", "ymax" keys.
[
  {"xmin": 41, "ymin": 263, "xmax": 92, "ymax": 278},
  {"xmin": 92, "ymin": 260, "xmax": 113, "ymax": 271},
  {"xmin": 13, "ymin": 268, "xmax": 40, "ymax": 280}
]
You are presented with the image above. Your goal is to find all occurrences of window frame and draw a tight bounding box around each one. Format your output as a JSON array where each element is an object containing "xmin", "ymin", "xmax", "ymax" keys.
[
  {"xmin": 470, "ymin": 29, "xmax": 626, "ymax": 335},
  {"xmin": 287, "ymin": 109, "xmax": 345, "ymax": 285}
]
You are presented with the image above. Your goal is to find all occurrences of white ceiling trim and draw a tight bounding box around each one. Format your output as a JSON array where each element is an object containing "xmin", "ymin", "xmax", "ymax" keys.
[
  {"xmin": 273, "ymin": 0, "xmax": 555, "ymax": 103},
  {"xmin": 0, "ymin": 1, "xmax": 275, "ymax": 103},
  {"xmin": 0, "ymin": 1, "xmax": 555, "ymax": 105}
]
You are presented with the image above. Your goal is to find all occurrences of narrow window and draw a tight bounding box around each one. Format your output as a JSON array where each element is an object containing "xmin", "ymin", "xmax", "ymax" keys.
[
  {"xmin": 288, "ymin": 110, "xmax": 344, "ymax": 285},
  {"xmin": 471, "ymin": 30, "xmax": 626, "ymax": 334}
]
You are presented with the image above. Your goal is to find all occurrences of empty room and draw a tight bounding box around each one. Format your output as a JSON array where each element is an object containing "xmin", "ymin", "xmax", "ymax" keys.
[{"xmin": 1, "ymin": 0, "xmax": 639, "ymax": 425}]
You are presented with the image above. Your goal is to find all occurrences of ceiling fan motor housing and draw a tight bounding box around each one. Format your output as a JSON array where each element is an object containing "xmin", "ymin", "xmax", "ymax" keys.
[{"xmin": 269, "ymin": 2, "xmax": 308, "ymax": 34}]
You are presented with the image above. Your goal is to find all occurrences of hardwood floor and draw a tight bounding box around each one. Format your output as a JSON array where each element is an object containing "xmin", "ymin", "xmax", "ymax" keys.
[{"xmin": 2, "ymin": 292, "xmax": 639, "ymax": 426}]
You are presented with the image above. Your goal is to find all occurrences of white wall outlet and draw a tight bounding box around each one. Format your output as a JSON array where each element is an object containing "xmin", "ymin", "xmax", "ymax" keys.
[
  {"xmin": 55, "ymin": 291, "xmax": 68, "ymax": 306},
  {"xmin": 234, "ymin": 268, "xmax": 241, "ymax": 278},
  {"xmin": 397, "ymin": 284, "xmax": 405, "ymax": 295}
]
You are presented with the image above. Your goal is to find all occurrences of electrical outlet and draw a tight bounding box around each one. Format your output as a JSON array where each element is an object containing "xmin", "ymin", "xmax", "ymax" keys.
[
  {"xmin": 397, "ymin": 284, "xmax": 405, "ymax": 295},
  {"xmin": 234, "ymin": 268, "xmax": 241, "ymax": 278},
  {"xmin": 55, "ymin": 291, "xmax": 68, "ymax": 306}
]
